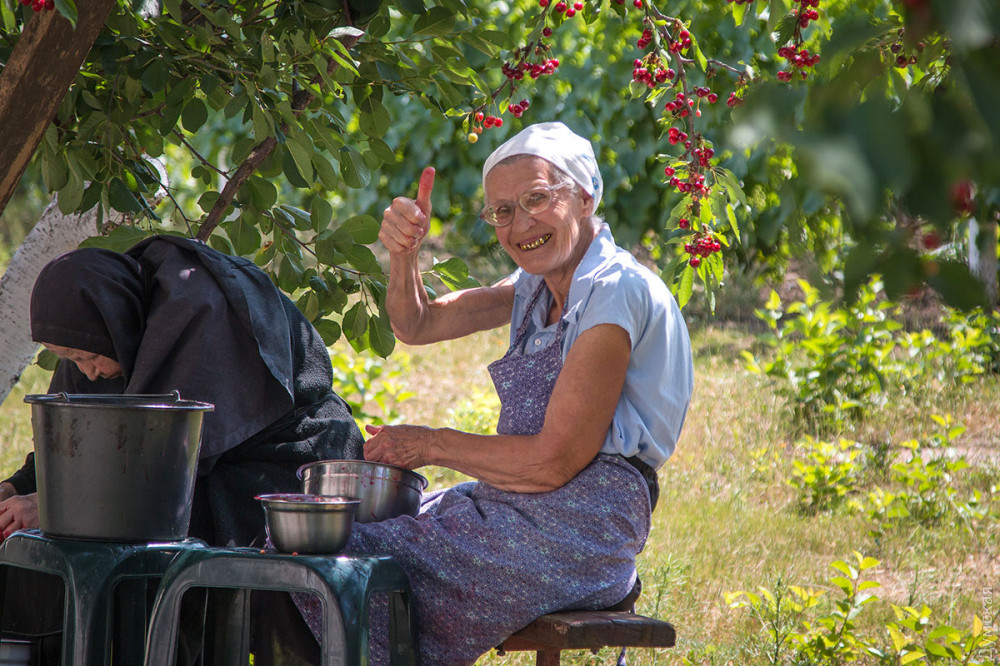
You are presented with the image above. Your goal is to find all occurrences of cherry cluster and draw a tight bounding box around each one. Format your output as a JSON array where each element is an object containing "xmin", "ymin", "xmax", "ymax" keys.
[
  {"xmin": 633, "ymin": 53, "xmax": 675, "ymax": 89},
  {"xmin": 886, "ymin": 31, "xmax": 924, "ymax": 68},
  {"xmin": 668, "ymin": 29, "xmax": 692, "ymax": 54},
  {"xmin": 541, "ymin": 0, "xmax": 585, "ymax": 18},
  {"xmin": 20, "ymin": 0, "xmax": 54, "ymax": 12},
  {"xmin": 684, "ymin": 232, "xmax": 721, "ymax": 267},
  {"xmin": 666, "ymin": 169, "xmax": 708, "ymax": 198},
  {"xmin": 636, "ymin": 28, "xmax": 654, "ymax": 49},
  {"xmin": 775, "ymin": 0, "xmax": 822, "ymax": 81},
  {"xmin": 726, "ymin": 91, "xmax": 743, "ymax": 107},
  {"xmin": 951, "ymin": 180, "xmax": 976, "ymax": 216},
  {"xmin": 501, "ymin": 56, "xmax": 560, "ymax": 81},
  {"xmin": 795, "ymin": 0, "xmax": 820, "ymax": 29},
  {"xmin": 777, "ymin": 44, "xmax": 821, "ymax": 80}
]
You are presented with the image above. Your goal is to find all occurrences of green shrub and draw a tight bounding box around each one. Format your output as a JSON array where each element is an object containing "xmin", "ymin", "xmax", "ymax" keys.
[
  {"xmin": 726, "ymin": 552, "xmax": 998, "ymax": 665},
  {"xmin": 745, "ymin": 278, "xmax": 996, "ymax": 435},
  {"xmin": 330, "ymin": 349, "xmax": 415, "ymax": 429}
]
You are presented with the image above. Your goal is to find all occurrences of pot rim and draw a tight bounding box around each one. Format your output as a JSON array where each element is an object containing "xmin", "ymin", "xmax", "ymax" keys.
[
  {"xmin": 25, "ymin": 391, "xmax": 214, "ymax": 411},
  {"xmin": 296, "ymin": 459, "xmax": 429, "ymax": 490}
]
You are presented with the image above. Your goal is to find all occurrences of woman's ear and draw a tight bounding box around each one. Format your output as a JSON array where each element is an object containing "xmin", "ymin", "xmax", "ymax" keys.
[{"xmin": 581, "ymin": 192, "xmax": 595, "ymax": 217}]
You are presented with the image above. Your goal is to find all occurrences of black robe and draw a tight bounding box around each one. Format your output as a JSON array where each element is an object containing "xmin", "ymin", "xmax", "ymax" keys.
[{"xmin": 5, "ymin": 235, "xmax": 364, "ymax": 547}]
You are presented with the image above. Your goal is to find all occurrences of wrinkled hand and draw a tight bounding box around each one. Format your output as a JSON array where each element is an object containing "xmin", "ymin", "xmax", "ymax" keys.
[
  {"xmin": 0, "ymin": 492, "xmax": 39, "ymax": 539},
  {"xmin": 379, "ymin": 167, "xmax": 435, "ymax": 256},
  {"xmin": 364, "ymin": 424, "xmax": 434, "ymax": 470}
]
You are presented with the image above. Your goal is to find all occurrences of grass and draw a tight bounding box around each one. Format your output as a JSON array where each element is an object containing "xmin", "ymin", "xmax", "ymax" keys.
[{"xmin": 2, "ymin": 323, "xmax": 998, "ymax": 665}]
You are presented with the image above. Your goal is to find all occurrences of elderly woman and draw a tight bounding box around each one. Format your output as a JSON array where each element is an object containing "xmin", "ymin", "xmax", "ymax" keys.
[
  {"xmin": 0, "ymin": 234, "xmax": 365, "ymax": 546},
  {"xmin": 296, "ymin": 121, "xmax": 694, "ymax": 664}
]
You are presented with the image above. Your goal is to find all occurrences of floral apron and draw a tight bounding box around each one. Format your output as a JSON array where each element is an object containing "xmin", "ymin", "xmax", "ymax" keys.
[{"xmin": 298, "ymin": 281, "xmax": 652, "ymax": 665}]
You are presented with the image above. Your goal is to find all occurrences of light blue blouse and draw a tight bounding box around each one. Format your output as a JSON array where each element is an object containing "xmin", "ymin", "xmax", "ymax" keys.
[{"xmin": 507, "ymin": 224, "xmax": 694, "ymax": 469}]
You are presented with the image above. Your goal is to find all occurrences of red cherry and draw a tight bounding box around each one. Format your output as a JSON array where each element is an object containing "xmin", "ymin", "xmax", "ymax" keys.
[
  {"xmin": 542, "ymin": 27, "xmax": 553, "ymax": 37},
  {"xmin": 689, "ymin": 256, "xmax": 701, "ymax": 267},
  {"xmin": 922, "ymin": 231, "xmax": 941, "ymax": 250},
  {"xmin": 678, "ymin": 218, "xmax": 690, "ymax": 229}
]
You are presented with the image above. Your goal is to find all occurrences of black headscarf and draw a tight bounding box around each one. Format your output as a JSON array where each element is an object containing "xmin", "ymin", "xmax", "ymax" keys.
[{"xmin": 29, "ymin": 249, "xmax": 145, "ymax": 370}]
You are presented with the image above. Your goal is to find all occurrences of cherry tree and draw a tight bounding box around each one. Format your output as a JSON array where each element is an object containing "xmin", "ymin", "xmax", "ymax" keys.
[{"xmin": 0, "ymin": 0, "xmax": 997, "ymax": 363}]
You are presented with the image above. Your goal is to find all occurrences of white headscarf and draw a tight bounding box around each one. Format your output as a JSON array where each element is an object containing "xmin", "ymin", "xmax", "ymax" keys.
[{"xmin": 482, "ymin": 121, "xmax": 603, "ymax": 210}]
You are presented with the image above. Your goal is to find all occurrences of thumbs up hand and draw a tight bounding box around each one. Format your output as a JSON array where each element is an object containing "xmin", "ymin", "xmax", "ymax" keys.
[{"xmin": 379, "ymin": 167, "xmax": 435, "ymax": 256}]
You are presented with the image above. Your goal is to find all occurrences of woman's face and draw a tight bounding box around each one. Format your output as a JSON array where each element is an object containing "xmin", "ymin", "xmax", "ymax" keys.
[
  {"xmin": 43, "ymin": 344, "xmax": 122, "ymax": 381},
  {"xmin": 485, "ymin": 157, "xmax": 595, "ymax": 282}
]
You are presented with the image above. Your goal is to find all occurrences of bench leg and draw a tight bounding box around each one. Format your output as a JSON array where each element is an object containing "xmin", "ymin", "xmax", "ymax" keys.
[{"xmin": 536, "ymin": 650, "xmax": 561, "ymax": 666}]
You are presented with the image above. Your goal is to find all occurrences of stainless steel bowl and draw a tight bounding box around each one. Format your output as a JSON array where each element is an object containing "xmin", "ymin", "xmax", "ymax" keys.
[
  {"xmin": 257, "ymin": 494, "xmax": 360, "ymax": 554},
  {"xmin": 297, "ymin": 460, "xmax": 428, "ymax": 523}
]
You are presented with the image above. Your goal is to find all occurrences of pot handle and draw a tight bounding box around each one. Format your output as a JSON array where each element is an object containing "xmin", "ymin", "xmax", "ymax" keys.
[{"xmin": 56, "ymin": 390, "xmax": 183, "ymax": 403}]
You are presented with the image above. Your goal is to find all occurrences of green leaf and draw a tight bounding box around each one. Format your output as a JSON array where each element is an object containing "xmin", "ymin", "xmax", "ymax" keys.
[
  {"xmin": 413, "ymin": 6, "xmax": 455, "ymax": 35},
  {"xmin": 732, "ymin": 2, "xmax": 746, "ymax": 27},
  {"xmin": 368, "ymin": 314, "xmax": 396, "ymax": 358},
  {"xmin": 53, "ymin": 0, "xmax": 76, "ymax": 27},
  {"xmin": 396, "ymin": 0, "xmax": 426, "ymax": 14},
  {"xmin": 58, "ymin": 169, "xmax": 85, "ymax": 214},
  {"xmin": 676, "ymin": 264, "xmax": 694, "ymax": 308},
  {"xmin": 140, "ymin": 59, "xmax": 168, "ymax": 96},
  {"xmin": 313, "ymin": 318, "xmax": 342, "ymax": 346},
  {"xmin": 312, "ymin": 153, "xmax": 340, "ymax": 190},
  {"xmin": 310, "ymin": 198, "xmax": 334, "ymax": 231},
  {"xmin": 108, "ymin": 177, "xmax": 143, "ymax": 213},
  {"xmin": 339, "ymin": 215, "xmax": 380, "ymax": 244},
  {"xmin": 286, "ymin": 135, "xmax": 315, "ymax": 183},
  {"xmin": 359, "ymin": 96, "xmax": 390, "ymax": 137},
  {"xmin": 345, "ymin": 244, "xmax": 381, "ymax": 273},
  {"xmin": 339, "ymin": 147, "xmax": 370, "ymax": 188},
  {"xmin": 342, "ymin": 301, "xmax": 369, "ymax": 338},
  {"xmin": 2, "ymin": 1, "xmax": 17, "ymax": 31},
  {"xmin": 181, "ymin": 98, "xmax": 208, "ymax": 133},
  {"xmin": 248, "ymin": 176, "xmax": 277, "ymax": 211},
  {"xmin": 226, "ymin": 216, "xmax": 263, "ymax": 256}
]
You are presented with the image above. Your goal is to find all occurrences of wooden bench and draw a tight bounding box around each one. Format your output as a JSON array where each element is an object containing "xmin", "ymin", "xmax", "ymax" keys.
[{"xmin": 495, "ymin": 582, "xmax": 676, "ymax": 665}]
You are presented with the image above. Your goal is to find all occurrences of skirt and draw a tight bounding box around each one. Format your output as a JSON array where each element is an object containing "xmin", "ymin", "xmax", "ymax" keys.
[{"xmin": 296, "ymin": 453, "xmax": 652, "ymax": 665}]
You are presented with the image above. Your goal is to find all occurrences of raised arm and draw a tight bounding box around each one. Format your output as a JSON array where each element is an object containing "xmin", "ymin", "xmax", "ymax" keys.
[
  {"xmin": 364, "ymin": 323, "xmax": 631, "ymax": 492},
  {"xmin": 381, "ymin": 167, "xmax": 514, "ymax": 344}
]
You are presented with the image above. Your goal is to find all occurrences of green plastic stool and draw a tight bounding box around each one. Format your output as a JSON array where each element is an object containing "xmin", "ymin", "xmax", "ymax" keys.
[
  {"xmin": 0, "ymin": 529, "xmax": 206, "ymax": 666},
  {"xmin": 142, "ymin": 547, "xmax": 416, "ymax": 666}
]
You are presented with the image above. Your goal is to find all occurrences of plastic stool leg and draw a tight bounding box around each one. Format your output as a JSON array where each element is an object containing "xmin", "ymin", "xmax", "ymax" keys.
[
  {"xmin": 0, "ymin": 530, "xmax": 205, "ymax": 666},
  {"xmin": 143, "ymin": 549, "xmax": 415, "ymax": 666}
]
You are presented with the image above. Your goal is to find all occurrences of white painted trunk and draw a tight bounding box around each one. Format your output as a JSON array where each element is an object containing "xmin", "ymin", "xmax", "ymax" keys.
[
  {"xmin": 968, "ymin": 217, "xmax": 999, "ymax": 308},
  {"xmin": 0, "ymin": 198, "xmax": 97, "ymax": 405}
]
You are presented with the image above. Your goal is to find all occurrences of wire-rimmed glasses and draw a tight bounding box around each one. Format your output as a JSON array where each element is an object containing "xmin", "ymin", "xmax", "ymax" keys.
[{"xmin": 479, "ymin": 182, "xmax": 571, "ymax": 227}]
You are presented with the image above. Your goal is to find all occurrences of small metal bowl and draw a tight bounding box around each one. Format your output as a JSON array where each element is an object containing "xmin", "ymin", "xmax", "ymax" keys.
[{"xmin": 257, "ymin": 493, "xmax": 360, "ymax": 554}]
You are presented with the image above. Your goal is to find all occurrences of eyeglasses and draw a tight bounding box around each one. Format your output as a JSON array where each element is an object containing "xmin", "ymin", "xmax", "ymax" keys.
[{"xmin": 479, "ymin": 183, "xmax": 571, "ymax": 227}]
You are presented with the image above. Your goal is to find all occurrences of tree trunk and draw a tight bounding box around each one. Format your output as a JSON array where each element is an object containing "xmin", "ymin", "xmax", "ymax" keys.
[
  {"xmin": 0, "ymin": 198, "xmax": 97, "ymax": 406},
  {"xmin": 967, "ymin": 217, "xmax": 998, "ymax": 309},
  {"xmin": 0, "ymin": 0, "xmax": 117, "ymax": 216}
]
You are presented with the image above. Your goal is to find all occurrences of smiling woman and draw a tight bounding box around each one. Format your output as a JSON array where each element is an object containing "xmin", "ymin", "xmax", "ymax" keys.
[{"xmin": 291, "ymin": 121, "xmax": 697, "ymax": 665}]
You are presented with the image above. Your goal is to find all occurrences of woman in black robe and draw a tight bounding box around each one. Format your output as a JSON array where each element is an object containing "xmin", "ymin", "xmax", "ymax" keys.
[
  {"xmin": 0, "ymin": 235, "xmax": 363, "ymax": 664},
  {"xmin": 1, "ymin": 234, "xmax": 364, "ymax": 546}
]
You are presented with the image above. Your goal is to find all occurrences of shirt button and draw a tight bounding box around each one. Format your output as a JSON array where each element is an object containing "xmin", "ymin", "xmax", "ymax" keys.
[{"xmin": 534, "ymin": 338, "xmax": 542, "ymax": 346}]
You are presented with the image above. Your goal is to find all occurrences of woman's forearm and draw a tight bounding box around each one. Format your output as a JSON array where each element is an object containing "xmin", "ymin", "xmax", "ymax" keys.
[
  {"xmin": 428, "ymin": 428, "xmax": 602, "ymax": 493},
  {"xmin": 385, "ymin": 251, "xmax": 432, "ymax": 344}
]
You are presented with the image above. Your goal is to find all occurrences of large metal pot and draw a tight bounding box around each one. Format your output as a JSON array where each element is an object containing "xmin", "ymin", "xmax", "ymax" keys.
[
  {"xmin": 297, "ymin": 460, "xmax": 427, "ymax": 523},
  {"xmin": 25, "ymin": 392, "xmax": 213, "ymax": 542}
]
